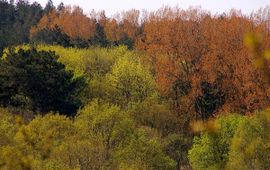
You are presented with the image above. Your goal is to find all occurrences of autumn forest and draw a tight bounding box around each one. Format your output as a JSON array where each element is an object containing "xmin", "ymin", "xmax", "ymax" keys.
[{"xmin": 0, "ymin": 0, "xmax": 270, "ymax": 169}]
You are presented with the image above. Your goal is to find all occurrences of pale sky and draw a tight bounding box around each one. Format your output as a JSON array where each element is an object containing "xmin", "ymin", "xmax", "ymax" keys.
[{"xmin": 29, "ymin": 0, "xmax": 269, "ymax": 16}]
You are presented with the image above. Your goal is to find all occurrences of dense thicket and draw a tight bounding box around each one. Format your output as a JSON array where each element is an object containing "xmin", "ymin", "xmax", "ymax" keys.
[
  {"xmin": 188, "ymin": 110, "xmax": 270, "ymax": 170},
  {"xmin": 0, "ymin": 0, "xmax": 43, "ymax": 52},
  {"xmin": 5, "ymin": 0, "xmax": 270, "ymax": 121},
  {"xmin": 0, "ymin": 48, "xmax": 86, "ymax": 116},
  {"xmin": 0, "ymin": 0, "xmax": 270, "ymax": 169},
  {"xmin": 0, "ymin": 46, "xmax": 182, "ymax": 169}
]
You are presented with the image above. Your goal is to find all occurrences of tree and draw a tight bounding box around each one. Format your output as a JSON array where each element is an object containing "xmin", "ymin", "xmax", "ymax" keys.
[
  {"xmin": 0, "ymin": 113, "xmax": 76, "ymax": 170},
  {"xmin": 0, "ymin": 0, "xmax": 15, "ymax": 51},
  {"xmin": 188, "ymin": 110, "xmax": 270, "ymax": 170},
  {"xmin": 75, "ymin": 100, "xmax": 176, "ymax": 169},
  {"xmin": 89, "ymin": 21, "xmax": 109, "ymax": 47},
  {"xmin": 103, "ymin": 9, "xmax": 140, "ymax": 49},
  {"xmin": 75, "ymin": 100, "xmax": 135, "ymax": 168},
  {"xmin": 106, "ymin": 55, "xmax": 156, "ymax": 106},
  {"xmin": 136, "ymin": 7, "xmax": 270, "ymax": 124},
  {"xmin": 0, "ymin": 108, "xmax": 17, "ymax": 147},
  {"xmin": 128, "ymin": 94, "xmax": 179, "ymax": 136},
  {"xmin": 195, "ymin": 81, "xmax": 225, "ymax": 120},
  {"xmin": 0, "ymin": 0, "xmax": 43, "ymax": 51},
  {"xmin": 0, "ymin": 48, "xmax": 86, "ymax": 116},
  {"xmin": 188, "ymin": 114, "xmax": 244, "ymax": 170},
  {"xmin": 227, "ymin": 110, "xmax": 270, "ymax": 170},
  {"xmin": 31, "ymin": 6, "xmax": 96, "ymax": 47},
  {"xmin": 43, "ymin": 0, "xmax": 54, "ymax": 15},
  {"xmin": 30, "ymin": 25, "xmax": 71, "ymax": 47},
  {"xmin": 14, "ymin": 0, "xmax": 43, "ymax": 44}
]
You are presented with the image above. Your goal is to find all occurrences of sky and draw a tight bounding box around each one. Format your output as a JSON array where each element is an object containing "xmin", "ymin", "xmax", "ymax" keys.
[{"xmin": 28, "ymin": 0, "xmax": 269, "ymax": 16}]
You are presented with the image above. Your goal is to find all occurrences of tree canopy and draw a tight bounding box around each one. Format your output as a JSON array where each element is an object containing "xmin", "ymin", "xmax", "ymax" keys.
[
  {"xmin": 0, "ymin": 48, "xmax": 86, "ymax": 116},
  {"xmin": 0, "ymin": 1, "xmax": 270, "ymax": 169}
]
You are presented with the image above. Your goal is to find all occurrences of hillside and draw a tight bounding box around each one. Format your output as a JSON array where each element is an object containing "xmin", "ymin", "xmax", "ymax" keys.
[{"xmin": 0, "ymin": 0, "xmax": 270, "ymax": 169}]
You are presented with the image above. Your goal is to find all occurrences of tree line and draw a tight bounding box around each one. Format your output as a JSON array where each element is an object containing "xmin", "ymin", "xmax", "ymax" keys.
[{"xmin": 0, "ymin": 0, "xmax": 270, "ymax": 169}]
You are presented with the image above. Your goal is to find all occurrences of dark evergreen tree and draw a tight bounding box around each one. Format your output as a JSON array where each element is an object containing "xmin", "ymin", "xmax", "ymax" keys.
[
  {"xmin": 14, "ymin": 0, "xmax": 43, "ymax": 43},
  {"xmin": 0, "ymin": 0, "xmax": 15, "ymax": 51},
  {"xmin": 89, "ymin": 22, "xmax": 109, "ymax": 47},
  {"xmin": 0, "ymin": 0, "xmax": 43, "ymax": 52},
  {"xmin": 31, "ymin": 25, "xmax": 71, "ymax": 47},
  {"xmin": 56, "ymin": 2, "xmax": 64, "ymax": 12},
  {"xmin": 117, "ymin": 33, "xmax": 134, "ymax": 49},
  {"xmin": 70, "ymin": 38, "xmax": 89, "ymax": 48},
  {"xmin": 195, "ymin": 81, "xmax": 225, "ymax": 120},
  {"xmin": 0, "ymin": 48, "xmax": 86, "ymax": 116},
  {"xmin": 43, "ymin": 0, "xmax": 54, "ymax": 15}
]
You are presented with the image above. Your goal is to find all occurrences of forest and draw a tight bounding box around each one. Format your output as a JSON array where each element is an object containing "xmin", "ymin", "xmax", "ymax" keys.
[{"xmin": 0, "ymin": 0, "xmax": 270, "ymax": 169}]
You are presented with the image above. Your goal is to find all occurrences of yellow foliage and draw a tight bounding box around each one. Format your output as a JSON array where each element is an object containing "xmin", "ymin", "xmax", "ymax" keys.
[
  {"xmin": 191, "ymin": 119, "xmax": 220, "ymax": 133},
  {"xmin": 244, "ymin": 32, "xmax": 270, "ymax": 83}
]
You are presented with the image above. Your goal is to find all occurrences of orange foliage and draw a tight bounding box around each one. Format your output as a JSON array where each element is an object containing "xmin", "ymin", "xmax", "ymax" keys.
[
  {"xmin": 31, "ymin": 5, "xmax": 270, "ymax": 119},
  {"xmin": 104, "ymin": 9, "xmax": 140, "ymax": 42},
  {"xmin": 136, "ymin": 7, "xmax": 270, "ymax": 117},
  {"xmin": 31, "ymin": 6, "xmax": 96, "ymax": 40}
]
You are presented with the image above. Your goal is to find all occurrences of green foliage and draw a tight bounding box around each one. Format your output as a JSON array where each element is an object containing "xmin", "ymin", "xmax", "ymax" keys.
[
  {"xmin": 1, "ymin": 4, "xmax": 270, "ymax": 169},
  {"xmin": 189, "ymin": 134, "xmax": 221, "ymax": 170},
  {"xmin": 0, "ymin": 100, "xmax": 176, "ymax": 169},
  {"xmin": 117, "ymin": 129, "xmax": 176, "ymax": 170},
  {"xmin": 16, "ymin": 45, "xmax": 155, "ymax": 105},
  {"xmin": 128, "ymin": 94, "xmax": 179, "ymax": 136},
  {"xmin": 0, "ymin": 113, "xmax": 75, "ymax": 170},
  {"xmin": 75, "ymin": 100, "xmax": 176, "ymax": 169},
  {"xmin": 106, "ymin": 55, "xmax": 156, "ymax": 106},
  {"xmin": 74, "ymin": 100, "xmax": 134, "ymax": 169},
  {"xmin": 189, "ymin": 111, "xmax": 270, "ymax": 170},
  {"xmin": 0, "ymin": 48, "xmax": 86, "ymax": 116},
  {"xmin": 75, "ymin": 100, "xmax": 135, "ymax": 150},
  {"xmin": 2, "ymin": 43, "xmax": 269, "ymax": 169},
  {"xmin": 188, "ymin": 114, "xmax": 244, "ymax": 170},
  {"xmin": 162, "ymin": 133, "xmax": 192, "ymax": 169},
  {"xmin": 227, "ymin": 110, "xmax": 270, "ymax": 170},
  {"xmin": 0, "ymin": 108, "xmax": 17, "ymax": 147}
]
